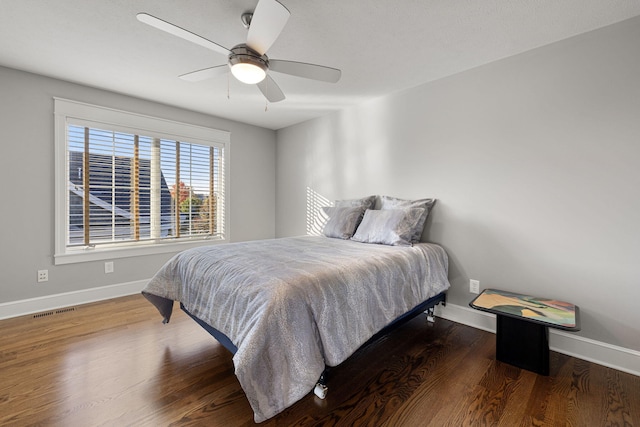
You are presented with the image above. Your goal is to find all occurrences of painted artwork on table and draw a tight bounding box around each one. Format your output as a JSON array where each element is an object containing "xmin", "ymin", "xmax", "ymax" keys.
[{"xmin": 471, "ymin": 289, "xmax": 578, "ymax": 329}]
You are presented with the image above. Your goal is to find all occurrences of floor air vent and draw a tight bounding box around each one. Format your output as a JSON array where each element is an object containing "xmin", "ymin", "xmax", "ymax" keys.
[
  {"xmin": 33, "ymin": 311, "xmax": 54, "ymax": 319},
  {"xmin": 33, "ymin": 307, "xmax": 76, "ymax": 319}
]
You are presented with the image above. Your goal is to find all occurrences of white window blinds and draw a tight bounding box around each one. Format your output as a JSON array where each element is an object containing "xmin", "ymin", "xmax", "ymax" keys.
[
  {"xmin": 54, "ymin": 99, "xmax": 229, "ymax": 264},
  {"xmin": 67, "ymin": 125, "xmax": 224, "ymax": 247}
]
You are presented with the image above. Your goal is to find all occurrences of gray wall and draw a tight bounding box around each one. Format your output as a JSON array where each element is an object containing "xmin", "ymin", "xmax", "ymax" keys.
[
  {"xmin": 0, "ymin": 66, "xmax": 276, "ymax": 303},
  {"xmin": 276, "ymin": 17, "xmax": 640, "ymax": 351}
]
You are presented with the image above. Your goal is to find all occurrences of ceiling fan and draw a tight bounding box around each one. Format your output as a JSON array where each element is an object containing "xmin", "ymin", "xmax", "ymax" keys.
[{"xmin": 136, "ymin": 0, "xmax": 341, "ymax": 103}]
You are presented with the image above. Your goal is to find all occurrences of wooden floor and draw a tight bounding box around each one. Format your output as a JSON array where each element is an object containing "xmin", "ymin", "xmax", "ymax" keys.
[{"xmin": 1, "ymin": 295, "xmax": 638, "ymax": 426}]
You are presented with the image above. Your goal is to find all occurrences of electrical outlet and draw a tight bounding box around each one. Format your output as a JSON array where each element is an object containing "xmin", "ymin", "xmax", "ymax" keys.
[
  {"xmin": 470, "ymin": 279, "xmax": 480, "ymax": 294},
  {"xmin": 37, "ymin": 270, "xmax": 49, "ymax": 283},
  {"xmin": 104, "ymin": 261, "xmax": 114, "ymax": 274}
]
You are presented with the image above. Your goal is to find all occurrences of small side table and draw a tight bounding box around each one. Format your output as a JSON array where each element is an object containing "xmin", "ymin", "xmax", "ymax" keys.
[{"xmin": 470, "ymin": 288, "xmax": 580, "ymax": 375}]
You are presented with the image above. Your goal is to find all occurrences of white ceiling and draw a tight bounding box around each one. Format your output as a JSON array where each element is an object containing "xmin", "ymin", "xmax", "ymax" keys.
[{"xmin": 2, "ymin": 1, "xmax": 640, "ymax": 130}]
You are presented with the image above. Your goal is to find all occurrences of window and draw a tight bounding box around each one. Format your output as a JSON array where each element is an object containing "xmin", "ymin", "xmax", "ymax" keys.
[{"xmin": 54, "ymin": 99, "xmax": 229, "ymax": 264}]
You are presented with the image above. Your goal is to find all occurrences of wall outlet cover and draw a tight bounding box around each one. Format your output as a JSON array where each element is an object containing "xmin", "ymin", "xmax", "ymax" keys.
[
  {"xmin": 37, "ymin": 270, "xmax": 49, "ymax": 282},
  {"xmin": 470, "ymin": 279, "xmax": 480, "ymax": 294},
  {"xmin": 105, "ymin": 262, "xmax": 114, "ymax": 274}
]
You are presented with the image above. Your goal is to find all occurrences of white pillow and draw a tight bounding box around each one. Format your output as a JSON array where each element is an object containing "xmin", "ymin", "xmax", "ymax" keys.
[{"xmin": 351, "ymin": 208, "xmax": 425, "ymax": 246}]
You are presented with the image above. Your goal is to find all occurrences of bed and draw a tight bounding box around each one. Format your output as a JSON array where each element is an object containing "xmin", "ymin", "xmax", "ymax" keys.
[
  {"xmin": 143, "ymin": 193, "xmax": 449, "ymax": 422},
  {"xmin": 142, "ymin": 234, "xmax": 450, "ymax": 422}
]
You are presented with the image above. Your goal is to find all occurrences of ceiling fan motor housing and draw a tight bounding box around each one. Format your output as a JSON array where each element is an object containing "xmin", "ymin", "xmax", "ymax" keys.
[{"xmin": 229, "ymin": 44, "xmax": 269, "ymax": 84}]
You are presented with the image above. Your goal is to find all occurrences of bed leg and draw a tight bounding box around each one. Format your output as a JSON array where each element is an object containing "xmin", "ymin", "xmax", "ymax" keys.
[
  {"xmin": 314, "ymin": 371, "xmax": 328, "ymax": 399},
  {"xmin": 425, "ymin": 306, "xmax": 436, "ymax": 323}
]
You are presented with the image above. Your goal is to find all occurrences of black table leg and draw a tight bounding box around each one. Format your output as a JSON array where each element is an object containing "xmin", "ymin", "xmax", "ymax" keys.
[{"xmin": 496, "ymin": 314, "xmax": 549, "ymax": 375}]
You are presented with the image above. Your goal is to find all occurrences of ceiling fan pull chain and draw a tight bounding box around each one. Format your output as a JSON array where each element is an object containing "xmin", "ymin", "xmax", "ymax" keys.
[
  {"xmin": 227, "ymin": 72, "xmax": 230, "ymax": 99},
  {"xmin": 265, "ymin": 79, "xmax": 269, "ymax": 111}
]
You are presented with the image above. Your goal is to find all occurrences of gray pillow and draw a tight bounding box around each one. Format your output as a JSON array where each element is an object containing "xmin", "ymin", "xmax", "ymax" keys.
[
  {"xmin": 334, "ymin": 195, "xmax": 376, "ymax": 210},
  {"xmin": 379, "ymin": 196, "xmax": 436, "ymax": 242},
  {"xmin": 333, "ymin": 195, "xmax": 376, "ymax": 231},
  {"xmin": 322, "ymin": 206, "xmax": 366, "ymax": 239},
  {"xmin": 351, "ymin": 208, "xmax": 425, "ymax": 246}
]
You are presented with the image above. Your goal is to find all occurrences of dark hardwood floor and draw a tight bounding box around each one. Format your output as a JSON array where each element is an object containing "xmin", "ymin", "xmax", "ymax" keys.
[{"xmin": 1, "ymin": 294, "xmax": 638, "ymax": 426}]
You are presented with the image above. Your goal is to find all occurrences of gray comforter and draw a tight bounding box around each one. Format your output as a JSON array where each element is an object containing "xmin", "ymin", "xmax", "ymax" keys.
[{"xmin": 142, "ymin": 236, "xmax": 450, "ymax": 422}]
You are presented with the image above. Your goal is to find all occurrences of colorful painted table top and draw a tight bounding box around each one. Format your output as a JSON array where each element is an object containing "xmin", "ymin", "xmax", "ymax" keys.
[{"xmin": 470, "ymin": 288, "xmax": 580, "ymax": 331}]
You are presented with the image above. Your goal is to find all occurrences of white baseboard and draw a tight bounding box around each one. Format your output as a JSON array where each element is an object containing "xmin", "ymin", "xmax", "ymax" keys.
[
  {"xmin": 435, "ymin": 303, "xmax": 640, "ymax": 377},
  {"xmin": 0, "ymin": 279, "xmax": 148, "ymax": 320},
  {"xmin": 2, "ymin": 285, "xmax": 638, "ymax": 377}
]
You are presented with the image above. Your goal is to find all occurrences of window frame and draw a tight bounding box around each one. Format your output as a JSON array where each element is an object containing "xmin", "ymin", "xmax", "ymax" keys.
[{"xmin": 54, "ymin": 98, "xmax": 230, "ymax": 265}]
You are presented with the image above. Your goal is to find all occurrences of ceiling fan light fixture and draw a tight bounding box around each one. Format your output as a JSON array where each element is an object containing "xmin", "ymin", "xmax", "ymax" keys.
[
  {"xmin": 231, "ymin": 62, "xmax": 266, "ymax": 84},
  {"xmin": 229, "ymin": 45, "xmax": 268, "ymax": 84}
]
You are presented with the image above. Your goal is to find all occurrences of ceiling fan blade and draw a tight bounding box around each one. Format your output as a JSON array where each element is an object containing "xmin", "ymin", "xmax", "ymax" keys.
[
  {"xmin": 136, "ymin": 13, "xmax": 230, "ymax": 56},
  {"xmin": 269, "ymin": 60, "xmax": 341, "ymax": 83},
  {"xmin": 246, "ymin": 0, "xmax": 290, "ymax": 55},
  {"xmin": 179, "ymin": 65, "xmax": 229, "ymax": 82},
  {"xmin": 257, "ymin": 75, "xmax": 286, "ymax": 102}
]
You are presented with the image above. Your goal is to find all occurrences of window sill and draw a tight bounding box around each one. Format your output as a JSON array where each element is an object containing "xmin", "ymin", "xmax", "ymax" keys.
[{"xmin": 54, "ymin": 237, "xmax": 227, "ymax": 265}]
